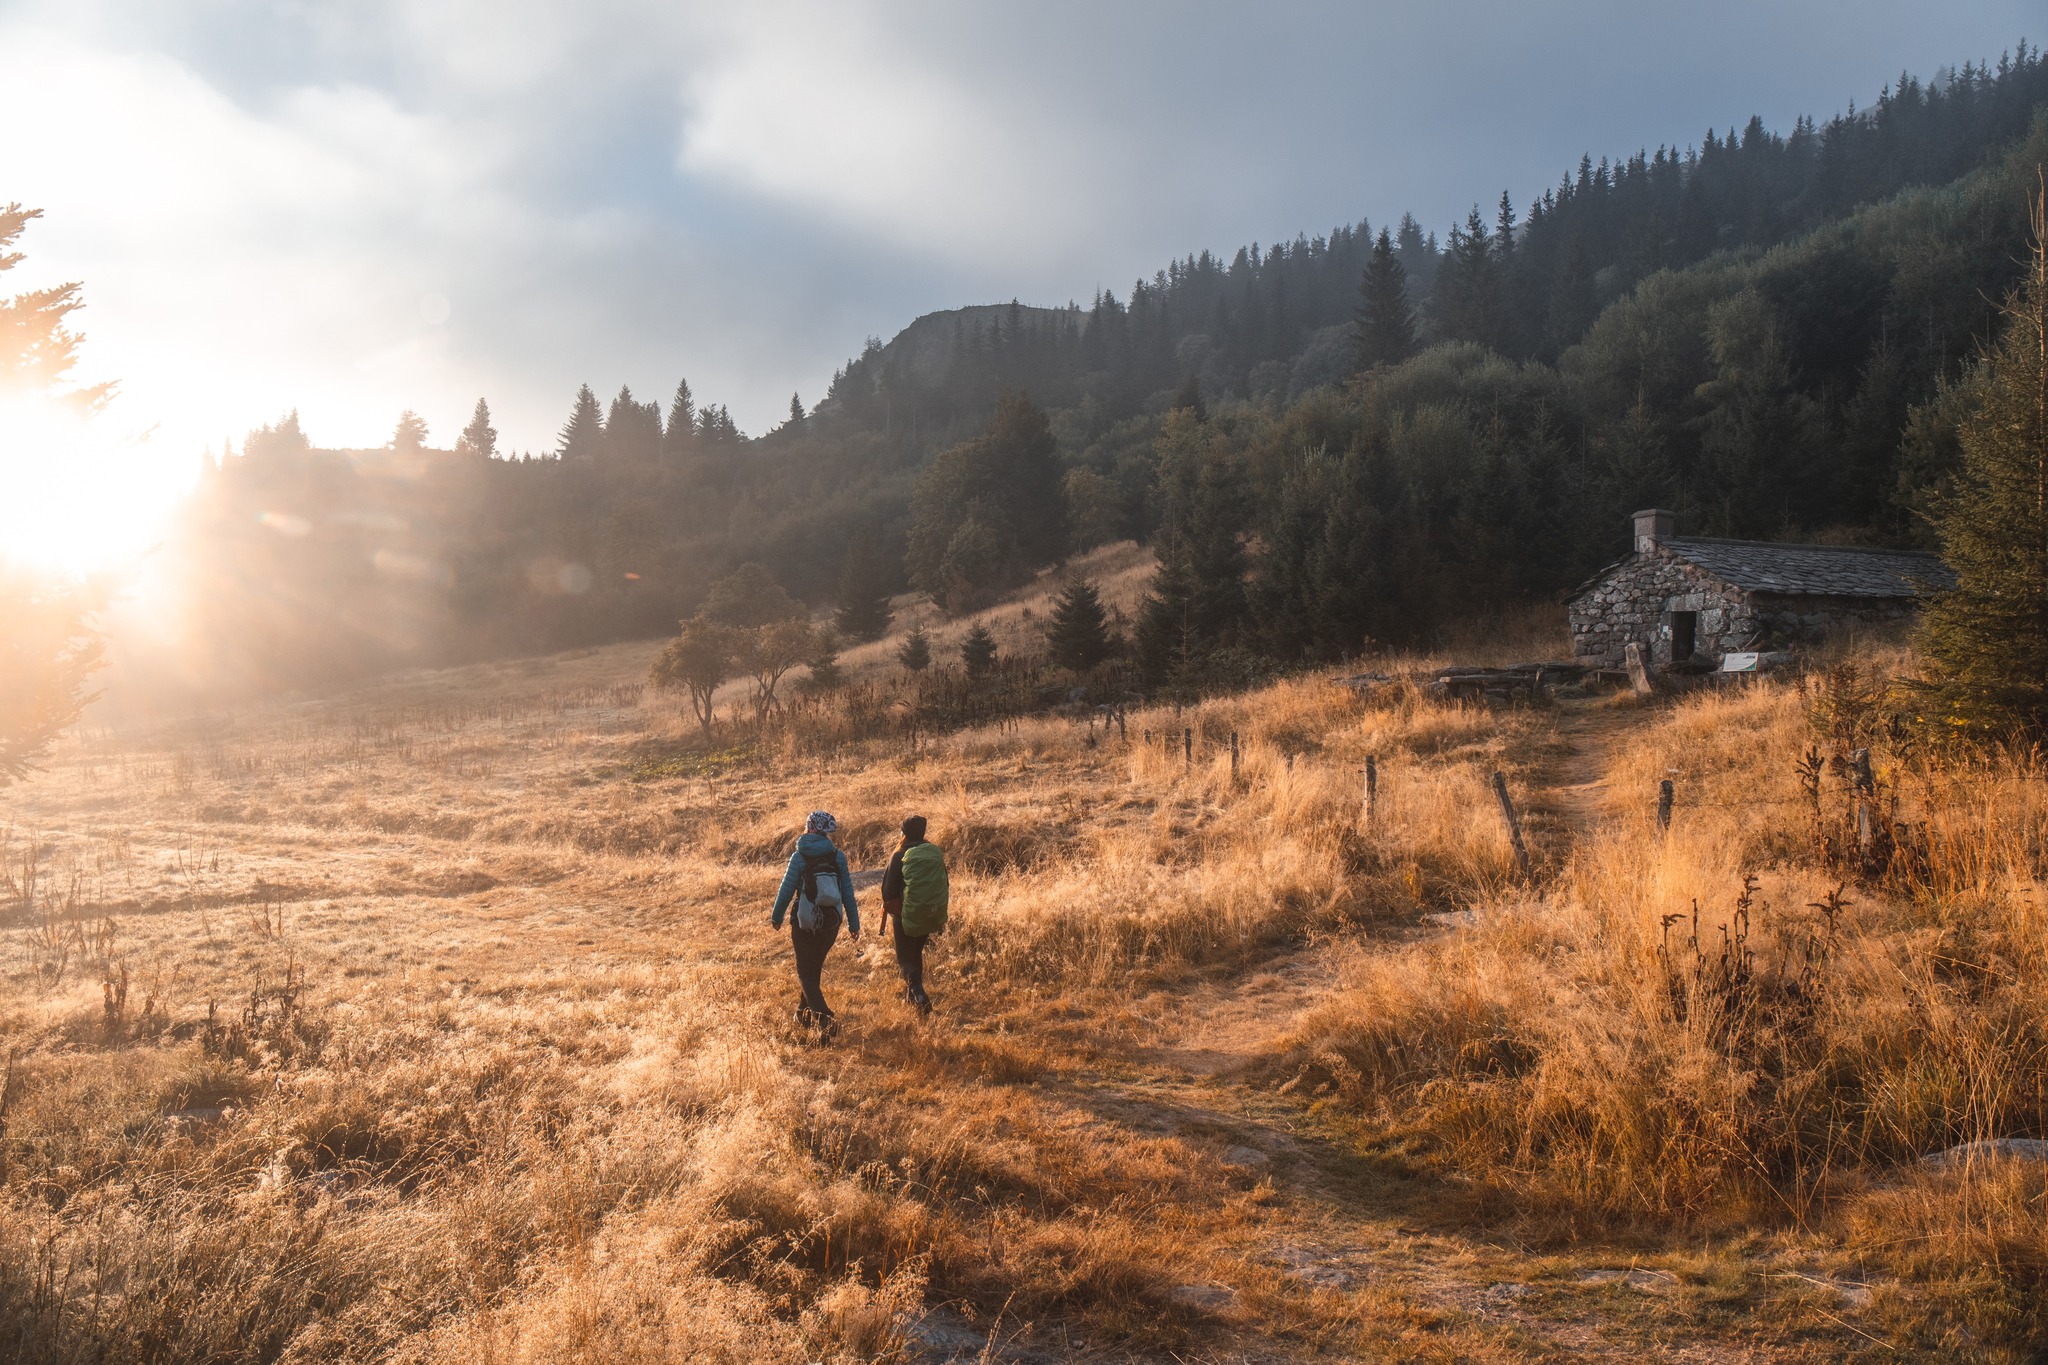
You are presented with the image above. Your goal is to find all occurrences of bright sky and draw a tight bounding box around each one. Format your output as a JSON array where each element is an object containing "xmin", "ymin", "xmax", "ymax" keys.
[{"xmin": 0, "ymin": 0, "xmax": 2034, "ymax": 570}]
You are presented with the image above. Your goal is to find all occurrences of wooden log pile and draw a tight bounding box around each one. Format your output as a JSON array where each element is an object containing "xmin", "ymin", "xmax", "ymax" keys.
[{"xmin": 1428, "ymin": 661, "xmax": 1587, "ymax": 703}]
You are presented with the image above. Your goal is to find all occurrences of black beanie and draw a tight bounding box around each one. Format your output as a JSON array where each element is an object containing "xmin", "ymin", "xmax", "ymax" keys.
[{"xmin": 901, "ymin": 815, "xmax": 928, "ymax": 842}]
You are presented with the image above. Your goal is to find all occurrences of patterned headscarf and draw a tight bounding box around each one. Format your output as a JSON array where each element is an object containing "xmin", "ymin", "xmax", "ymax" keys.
[{"xmin": 805, "ymin": 810, "xmax": 838, "ymax": 835}]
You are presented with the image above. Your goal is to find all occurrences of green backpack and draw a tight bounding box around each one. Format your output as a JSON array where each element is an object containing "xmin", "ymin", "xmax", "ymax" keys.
[{"xmin": 898, "ymin": 841, "xmax": 950, "ymax": 937}]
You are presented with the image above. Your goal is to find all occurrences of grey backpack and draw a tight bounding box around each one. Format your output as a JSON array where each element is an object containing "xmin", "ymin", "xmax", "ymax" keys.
[{"xmin": 795, "ymin": 850, "xmax": 844, "ymax": 932}]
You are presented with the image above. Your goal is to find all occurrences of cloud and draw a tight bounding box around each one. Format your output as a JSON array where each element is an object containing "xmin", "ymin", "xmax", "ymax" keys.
[
  {"xmin": 0, "ymin": 25, "xmax": 512, "ymax": 456},
  {"xmin": 0, "ymin": 0, "xmax": 2038, "ymax": 503},
  {"xmin": 677, "ymin": 7, "xmax": 1111, "ymax": 269}
]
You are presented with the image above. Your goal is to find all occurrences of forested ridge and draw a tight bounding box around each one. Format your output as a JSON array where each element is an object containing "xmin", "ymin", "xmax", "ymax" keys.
[{"xmin": 177, "ymin": 46, "xmax": 2048, "ymax": 691}]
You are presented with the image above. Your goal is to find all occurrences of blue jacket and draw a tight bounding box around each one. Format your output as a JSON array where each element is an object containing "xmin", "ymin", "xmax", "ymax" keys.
[{"xmin": 771, "ymin": 832, "xmax": 860, "ymax": 934}]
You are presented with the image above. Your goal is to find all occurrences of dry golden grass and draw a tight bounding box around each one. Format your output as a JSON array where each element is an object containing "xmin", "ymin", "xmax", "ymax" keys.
[
  {"xmin": 5, "ymin": 624, "xmax": 2046, "ymax": 1359},
  {"xmin": 1289, "ymin": 648, "xmax": 2048, "ymax": 1352}
]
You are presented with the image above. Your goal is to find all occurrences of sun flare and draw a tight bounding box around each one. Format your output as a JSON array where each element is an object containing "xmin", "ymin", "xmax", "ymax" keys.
[{"xmin": 0, "ymin": 394, "xmax": 190, "ymax": 576}]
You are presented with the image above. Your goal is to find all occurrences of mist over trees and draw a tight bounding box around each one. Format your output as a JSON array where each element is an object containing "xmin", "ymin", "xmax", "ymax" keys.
[{"xmin": 165, "ymin": 44, "xmax": 2048, "ymax": 694}]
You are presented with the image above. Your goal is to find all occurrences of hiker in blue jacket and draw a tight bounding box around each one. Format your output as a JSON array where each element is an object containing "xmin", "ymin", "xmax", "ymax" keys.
[{"xmin": 770, "ymin": 810, "xmax": 860, "ymax": 1034}]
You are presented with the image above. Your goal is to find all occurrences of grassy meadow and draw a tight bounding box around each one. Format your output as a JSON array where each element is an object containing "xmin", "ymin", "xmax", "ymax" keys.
[{"xmin": 3, "ymin": 605, "xmax": 2047, "ymax": 1361}]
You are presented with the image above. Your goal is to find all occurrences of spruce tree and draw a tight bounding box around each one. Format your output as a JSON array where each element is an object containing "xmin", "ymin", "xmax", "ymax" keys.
[
  {"xmin": 1492, "ymin": 190, "xmax": 1518, "ymax": 264},
  {"xmin": 896, "ymin": 622, "xmax": 933, "ymax": 673},
  {"xmin": 1135, "ymin": 551, "xmax": 1201, "ymax": 691},
  {"xmin": 981, "ymin": 391, "xmax": 1065, "ymax": 569},
  {"xmin": 960, "ymin": 622, "xmax": 998, "ymax": 679},
  {"xmin": 1046, "ymin": 579, "xmax": 1113, "ymax": 672},
  {"xmin": 1171, "ymin": 374, "xmax": 1207, "ymax": 421},
  {"xmin": 799, "ymin": 630, "xmax": 843, "ymax": 695},
  {"xmin": 664, "ymin": 378, "xmax": 696, "ymax": 460},
  {"xmin": 834, "ymin": 531, "xmax": 894, "ymax": 642},
  {"xmin": 557, "ymin": 384, "xmax": 604, "ymax": 461},
  {"xmin": 456, "ymin": 398, "xmax": 497, "ymax": 459},
  {"xmin": 1353, "ymin": 227, "xmax": 1416, "ymax": 372},
  {"xmin": 905, "ymin": 392, "xmax": 1065, "ymax": 606},
  {"xmin": 1916, "ymin": 192, "xmax": 2048, "ymax": 737},
  {"xmin": 1135, "ymin": 409, "xmax": 1249, "ymax": 685},
  {"xmin": 1435, "ymin": 207, "xmax": 1501, "ymax": 349},
  {"xmin": 604, "ymin": 385, "xmax": 661, "ymax": 464},
  {"xmin": 391, "ymin": 410, "xmax": 428, "ymax": 451},
  {"xmin": 787, "ymin": 392, "xmax": 806, "ymax": 425}
]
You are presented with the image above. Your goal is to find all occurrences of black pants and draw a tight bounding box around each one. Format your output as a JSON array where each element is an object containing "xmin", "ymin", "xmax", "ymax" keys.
[
  {"xmin": 891, "ymin": 913, "xmax": 930, "ymax": 1008},
  {"xmin": 791, "ymin": 914, "xmax": 841, "ymax": 1028}
]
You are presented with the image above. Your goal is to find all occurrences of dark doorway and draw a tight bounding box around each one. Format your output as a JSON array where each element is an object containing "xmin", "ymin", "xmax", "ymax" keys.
[{"xmin": 1670, "ymin": 610, "xmax": 1697, "ymax": 662}]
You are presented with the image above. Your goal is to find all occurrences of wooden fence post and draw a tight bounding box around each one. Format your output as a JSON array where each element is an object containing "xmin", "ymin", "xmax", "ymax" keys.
[
  {"xmin": 1657, "ymin": 778, "xmax": 1673, "ymax": 831},
  {"xmin": 1230, "ymin": 731, "xmax": 1240, "ymax": 783},
  {"xmin": 1183, "ymin": 727, "xmax": 1193, "ymax": 773},
  {"xmin": 1365, "ymin": 755, "xmax": 1378, "ymax": 825},
  {"xmin": 1491, "ymin": 771, "xmax": 1533, "ymax": 878},
  {"xmin": 1116, "ymin": 709, "xmax": 1127, "ymax": 743},
  {"xmin": 1850, "ymin": 747, "xmax": 1874, "ymax": 855}
]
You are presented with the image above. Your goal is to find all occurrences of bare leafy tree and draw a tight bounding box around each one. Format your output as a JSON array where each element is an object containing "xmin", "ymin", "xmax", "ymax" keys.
[
  {"xmin": 732, "ymin": 617, "xmax": 818, "ymax": 723},
  {"xmin": 650, "ymin": 615, "xmax": 736, "ymax": 736}
]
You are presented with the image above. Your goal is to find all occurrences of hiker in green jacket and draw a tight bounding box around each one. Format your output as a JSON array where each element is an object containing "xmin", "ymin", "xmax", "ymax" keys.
[{"xmin": 879, "ymin": 815, "xmax": 948, "ymax": 1016}]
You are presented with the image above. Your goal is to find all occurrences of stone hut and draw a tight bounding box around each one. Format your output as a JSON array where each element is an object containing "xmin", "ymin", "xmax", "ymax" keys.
[{"xmin": 1567, "ymin": 509, "xmax": 1952, "ymax": 671}]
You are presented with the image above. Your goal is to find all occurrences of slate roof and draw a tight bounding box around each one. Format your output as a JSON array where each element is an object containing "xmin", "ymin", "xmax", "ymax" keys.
[{"xmin": 1661, "ymin": 537, "xmax": 1953, "ymax": 598}]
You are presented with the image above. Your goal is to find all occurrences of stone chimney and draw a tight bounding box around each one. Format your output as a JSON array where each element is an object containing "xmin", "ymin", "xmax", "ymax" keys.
[{"xmin": 1633, "ymin": 508, "xmax": 1674, "ymax": 554}]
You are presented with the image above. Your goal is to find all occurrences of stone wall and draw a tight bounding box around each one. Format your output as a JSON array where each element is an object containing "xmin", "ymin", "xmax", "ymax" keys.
[
  {"xmin": 1568, "ymin": 549, "xmax": 1919, "ymax": 669},
  {"xmin": 1568, "ymin": 550, "xmax": 1749, "ymax": 669}
]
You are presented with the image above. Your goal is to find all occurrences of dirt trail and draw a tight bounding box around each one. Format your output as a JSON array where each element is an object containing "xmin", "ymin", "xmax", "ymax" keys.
[
  {"xmin": 964, "ymin": 700, "xmax": 1833, "ymax": 1363},
  {"xmin": 1026, "ymin": 936, "xmax": 1801, "ymax": 1363},
  {"xmin": 1542, "ymin": 698, "xmax": 1644, "ymax": 839}
]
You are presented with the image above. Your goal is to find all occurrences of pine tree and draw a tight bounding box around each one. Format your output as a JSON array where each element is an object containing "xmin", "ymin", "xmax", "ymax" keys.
[
  {"xmin": 960, "ymin": 622, "xmax": 998, "ymax": 679},
  {"xmin": 456, "ymin": 398, "xmax": 497, "ymax": 459},
  {"xmin": 604, "ymin": 385, "xmax": 661, "ymax": 464},
  {"xmin": 897, "ymin": 622, "xmax": 933, "ymax": 673},
  {"xmin": 1916, "ymin": 188, "xmax": 2048, "ymax": 737},
  {"xmin": 1493, "ymin": 190, "xmax": 1518, "ymax": 264},
  {"xmin": 244, "ymin": 410, "xmax": 311, "ymax": 461},
  {"xmin": 787, "ymin": 392, "xmax": 806, "ymax": 425},
  {"xmin": 1353, "ymin": 227, "xmax": 1417, "ymax": 372},
  {"xmin": 697, "ymin": 403, "xmax": 740, "ymax": 445},
  {"xmin": 905, "ymin": 392, "xmax": 1065, "ymax": 606},
  {"xmin": 1046, "ymin": 579, "xmax": 1114, "ymax": 672},
  {"xmin": 1171, "ymin": 374, "xmax": 1207, "ymax": 420},
  {"xmin": 557, "ymin": 384, "xmax": 604, "ymax": 461},
  {"xmin": 391, "ymin": 410, "xmax": 428, "ymax": 451},
  {"xmin": 1135, "ymin": 558, "xmax": 1196, "ymax": 691},
  {"xmin": 1435, "ymin": 206, "xmax": 1501, "ymax": 349},
  {"xmin": 1135, "ymin": 409, "xmax": 1249, "ymax": 686},
  {"xmin": 799, "ymin": 629, "xmax": 843, "ymax": 694},
  {"xmin": 664, "ymin": 378, "xmax": 696, "ymax": 460},
  {"xmin": 981, "ymin": 391, "xmax": 1065, "ymax": 568},
  {"xmin": 834, "ymin": 531, "xmax": 894, "ymax": 642}
]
